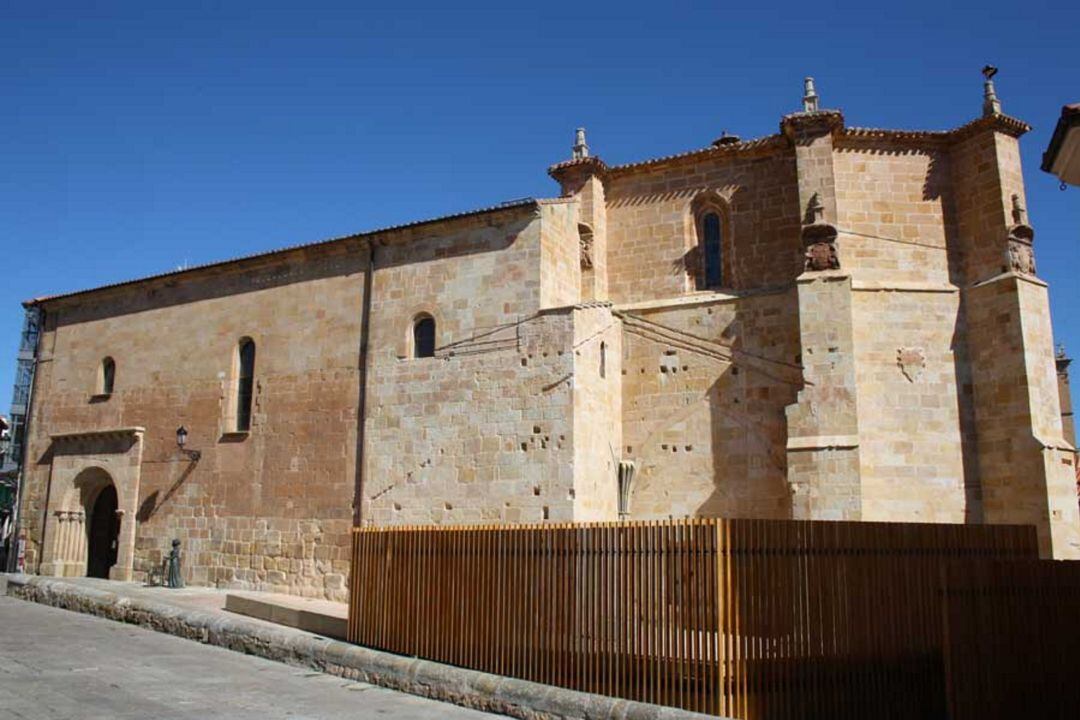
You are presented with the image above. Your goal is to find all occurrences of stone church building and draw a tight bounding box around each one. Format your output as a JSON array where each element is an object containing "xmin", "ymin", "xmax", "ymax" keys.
[{"xmin": 15, "ymin": 77, "xmax": 1080, "ymax": 599}]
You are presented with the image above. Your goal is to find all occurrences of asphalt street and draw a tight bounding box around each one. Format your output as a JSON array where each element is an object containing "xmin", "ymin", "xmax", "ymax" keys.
[{"xmin": 0, "ymin": 597, "xmax": 499, "ymax": 719}]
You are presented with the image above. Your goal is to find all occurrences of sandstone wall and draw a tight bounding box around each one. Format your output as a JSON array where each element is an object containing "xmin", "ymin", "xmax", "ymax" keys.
[
  {"xmin": 538, "ymin": 200, "xmax": 581, "ymax": 309},
  {"xmin": 831, "ymin": 141, "xmax": 973, "ymax": 522},
  {"xmin": 619, "ymin": 291, "xmax": 800, "ymax": 520},
  {"xmin": 604, "ymin": 148, "xmax": 801, "ymax": 304},
  {"xmin": 833, "ymin": 142, "xmax": 956, "ymax": 285},
  {"xmin": 362, "ymin": 207, "xmax": 583, "ymax": 526},
  {"xmin": 850, "ymin": 288, "xmax": 971, "ymax": 522},
  {"xmin": 20, "ymin": 243, "xmax": 366, "ymax": 598},
  {"xmin": 570, "ymin": 304, "xmax": 621, "ymax": 520}
]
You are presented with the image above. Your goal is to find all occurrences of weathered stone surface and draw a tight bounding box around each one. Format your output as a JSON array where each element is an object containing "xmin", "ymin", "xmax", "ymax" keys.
[{"xmin": 15, "ymin": 95, "xmax": 1080, "ymax": 595}]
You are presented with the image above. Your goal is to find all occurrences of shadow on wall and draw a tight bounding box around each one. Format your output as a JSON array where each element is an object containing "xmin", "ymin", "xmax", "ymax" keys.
[
  {"xmin": 699, "ymin": 368, "xmax": 795, "ymax": 520},
  {"xmin": 135, "ymin": 459, "xmax": 198, "ymax": 523},
  {"xmin": 950, "ymin": 313, "xmax": 984, "ymax": 524},
  {"xmin": 672, "ymin": 245, "xmax": 702, "ymax": 290},
  {"xmin": 620, "ymin": 303, "xmax": 799, "ymax": 521}
]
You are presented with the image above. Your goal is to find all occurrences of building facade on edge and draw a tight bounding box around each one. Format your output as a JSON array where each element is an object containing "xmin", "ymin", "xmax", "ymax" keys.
[{"xmin": 15, "ymin": 77, "xmax": 1080, "ymax": 599}]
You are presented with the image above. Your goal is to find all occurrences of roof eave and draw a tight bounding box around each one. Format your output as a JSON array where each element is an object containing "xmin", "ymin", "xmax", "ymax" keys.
[
  {"xmin": 1041, "ymin": 103, "xmax": 1080, "ymax": 174},
  {"xmin": 24, "ymin": 198, "xmax": 541, "ymax": 308}
]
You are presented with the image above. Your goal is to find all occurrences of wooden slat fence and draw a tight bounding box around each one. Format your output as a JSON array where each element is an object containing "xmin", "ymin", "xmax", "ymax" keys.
[
  {"xmin": 348, "ymin": 519, "xmax": 1043, "ymax": 719},
  {"xmin": 942, "ymin": 559, "xmax": 1080, "ymax": 720}
]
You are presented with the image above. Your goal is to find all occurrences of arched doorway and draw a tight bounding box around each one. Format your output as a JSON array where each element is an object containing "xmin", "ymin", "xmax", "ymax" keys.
[{"xmin": 86, "ymin": 484, "xmax": 119, "ymax": 579}]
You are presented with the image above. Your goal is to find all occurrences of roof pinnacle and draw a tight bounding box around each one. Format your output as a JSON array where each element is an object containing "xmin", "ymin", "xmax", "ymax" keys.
[
  {"xmin": 802, "ymin": 77, "xmax": 820, "ymax": 113},
  {"xmin": 572, "ymin": 127, "xmax": 589, "ymax": 160},
  {"xmin": 982, "ymin": 65, "xmax": 1002, "ymax": 117}
]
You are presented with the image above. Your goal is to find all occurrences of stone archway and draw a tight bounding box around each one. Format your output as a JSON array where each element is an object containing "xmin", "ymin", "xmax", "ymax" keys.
[
  {"xmin": 86, "ymin": 483, "xmax": 119, "ymax": 579},
  {"xmin": 39, "ymin": 427, "xmax": 144, "ymax": 580}
]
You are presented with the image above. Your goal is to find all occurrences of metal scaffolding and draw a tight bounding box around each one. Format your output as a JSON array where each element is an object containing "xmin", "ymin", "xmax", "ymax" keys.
[{"xmin": 2, "ymin": 307, "xmax": 40, "ymax": 571}]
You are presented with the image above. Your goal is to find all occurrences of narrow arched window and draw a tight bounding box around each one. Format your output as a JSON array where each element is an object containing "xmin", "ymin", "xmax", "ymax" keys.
[
  {"xmin": 413, "ymin": 316, "xmax": 436, "ymax": 359},
  {"xmin": 702, "ymin": 212, "xmax": 722, "ymax": 288},
  {"xmin": 236, "ymin": 339, "xmax": 256, "ymax": 431},
  {"xmin": 100, "ymin": 357, "xmax": 115, "ymax": 395},
  {"xmin": 599, "ymin": 341, "xmax": 607, "ymax": 378}
]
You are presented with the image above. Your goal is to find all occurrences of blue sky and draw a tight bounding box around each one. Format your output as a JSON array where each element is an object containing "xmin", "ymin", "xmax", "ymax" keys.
[{"xmin": 2, "ymin": 1, "xmax": 1078, "ymax": 407}]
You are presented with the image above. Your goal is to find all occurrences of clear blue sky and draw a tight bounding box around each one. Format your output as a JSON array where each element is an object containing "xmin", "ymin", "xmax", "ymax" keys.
[{"xmin": 2, "ymin": 1, "xmax": 1078, "ymax": 407}]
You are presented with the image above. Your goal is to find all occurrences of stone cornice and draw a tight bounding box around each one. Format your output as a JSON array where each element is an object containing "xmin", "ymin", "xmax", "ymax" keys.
[
  {"xmin": 546, "ymin": 156, "xmax": 609, "ymax": 184},
  {"xmin": 780, "ymin": 109, "xmax": 846, "ymax": 140},
  {"xmin": 50, "ymin": 427, "xmax": 146, "ymax": 443},
  {"xmin": 841, "ymin": 113, "xmax": 1031, "ymax": 146},
  {"xmin": 787, "ymin": 435, "xmax": 860, "ymax": 451},
  {"xmin": 968, "ymin": 270, "xmax": 1048, "ymax": 290}
]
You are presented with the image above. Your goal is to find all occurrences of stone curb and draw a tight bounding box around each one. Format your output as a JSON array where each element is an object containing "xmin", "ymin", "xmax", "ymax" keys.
[{"xmin": 3, "ymin": 575, "xmax": 720, "ymax": 720}]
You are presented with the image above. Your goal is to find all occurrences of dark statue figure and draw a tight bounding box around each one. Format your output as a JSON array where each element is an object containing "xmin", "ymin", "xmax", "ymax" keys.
[{"xmin": 166, "ymin": 538, "xmax": 184, "ymax": 589}]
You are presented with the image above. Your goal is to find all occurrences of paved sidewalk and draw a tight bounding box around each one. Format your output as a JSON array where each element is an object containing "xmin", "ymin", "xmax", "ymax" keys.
[
  {"xmin": 3, "ymin": 574, "xmax": 713, "ymax": 720},
  {"xmin": 0, "ymin": 596, "xmax": 495, "ymax": 720}
]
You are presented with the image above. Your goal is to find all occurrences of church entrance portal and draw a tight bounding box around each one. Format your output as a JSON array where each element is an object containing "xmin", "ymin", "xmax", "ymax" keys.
[{"xmin": 86, "ymin": 484, "xmax": 119, "ymax": 579}]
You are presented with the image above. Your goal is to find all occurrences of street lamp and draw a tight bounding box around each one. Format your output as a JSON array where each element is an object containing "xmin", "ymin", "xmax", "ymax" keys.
[{"xmin": 175, "ymin": 426, "xmax": 200, "ymax": 461}]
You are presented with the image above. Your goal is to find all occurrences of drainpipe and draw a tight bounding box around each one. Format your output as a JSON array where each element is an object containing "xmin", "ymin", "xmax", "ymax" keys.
[{"xmin": 353, "ymin": 239, "xmax": 376, "ymax": 527}]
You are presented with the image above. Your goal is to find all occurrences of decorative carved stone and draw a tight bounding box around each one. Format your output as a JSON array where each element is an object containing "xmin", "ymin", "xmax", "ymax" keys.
[
  {"xmin": 897, "ymin": 347, "xmax": 926, "ymax": 383},
  {"xmin": 801, "ymin": 222, "xmax": 839, "ymax": 271},
  {"xmin": 1005, "ymin": 221, "xmax": 1036, "ymax": 275},
  {"xmin": 572, "ymin": 127, "xmax": 589, "ymax": 160},
  {"xmin": 1011, "ymin": 193, "xmax": 1027, "ymax": 225},
  {"xmin": 617, "ymin": 461, "xmax": 636, "ymax": 518},
  {"xmin": 1008, "ymin": 239, "xmax": 1036, "ymax": 275},
  {"xmin": 806, "ymin": 192, "xmax": 825, "ymax": 224},
  {"xmin": 982, "ymin": 65, "xmax": 1002, "ymax": 117},
  {"xmin": 802, "ymin": 77, "xmax": 820, "ymax": 113},
  {"xmin": 804, "ymin": 242, "xmax": 838, "ymax": 272},
  {"xmin": 578, "ymin": 226, "xmax": 594, "ymax": 269}
]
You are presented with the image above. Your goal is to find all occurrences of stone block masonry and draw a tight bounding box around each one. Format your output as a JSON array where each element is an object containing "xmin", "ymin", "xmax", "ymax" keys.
[{"xmin": 16, "ymin": 77, "xmax": 1080, "ymax": 601}]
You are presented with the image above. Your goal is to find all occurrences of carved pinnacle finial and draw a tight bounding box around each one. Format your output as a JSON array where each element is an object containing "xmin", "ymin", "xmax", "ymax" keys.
[
  {"xmin": 807, "ymin": 191, "xmax": 825, "ymax": 223},
  {"xmin": 802, "ymin": 77, "xmax": 820, "ymax": 113},
  {"xmin": 982, "ymin": 65, "xmax": 1002, "ymax": 117},
  {"xmin": 572, "ymin": 127, "xmax": 589, "ymax": 160},
  {"xmin": 1011, "ymin": 193, "xmax": 1027, "ymax": 225},
  {"xmin": 1057, "ymin": 343, "xmax": 1067, "ymax": 360}
]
